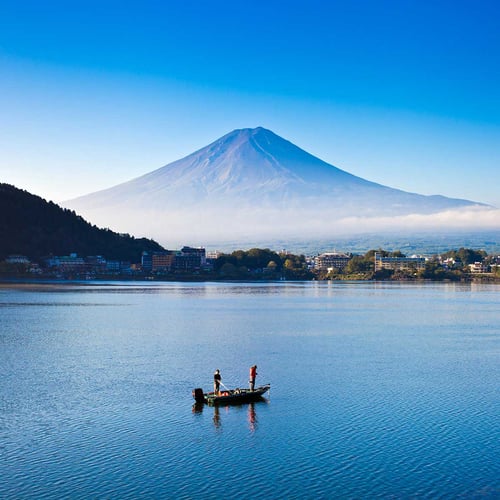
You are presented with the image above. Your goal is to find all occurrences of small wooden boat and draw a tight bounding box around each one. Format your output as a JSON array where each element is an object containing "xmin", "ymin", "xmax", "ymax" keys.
[{"xmin": 192, "ymin": 384, "xmax": 270, "ymax": 405}]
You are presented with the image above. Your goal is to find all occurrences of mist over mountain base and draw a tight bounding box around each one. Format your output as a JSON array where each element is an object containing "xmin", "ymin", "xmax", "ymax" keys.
[
  {"xmin": 251, "ymin": 230, "xmax": 500, "ymax": 256},
  {"xmin": 75, "ymin": 209, "xmax": 500, "ymax": 256}
]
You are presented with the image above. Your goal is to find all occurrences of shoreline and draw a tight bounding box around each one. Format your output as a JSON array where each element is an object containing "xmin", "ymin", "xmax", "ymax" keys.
[{"xmin": 1, "ymin": 275, "xmax": 499, "ymax": 285}]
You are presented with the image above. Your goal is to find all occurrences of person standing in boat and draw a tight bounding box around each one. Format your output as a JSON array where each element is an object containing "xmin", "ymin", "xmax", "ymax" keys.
[
  {"xmin": 213, "ymin": 369, "xmax": 221, "ymax": 395},
  {"xmin": 249, "ymin": 365, "xmax": 257, "ymax": 391}
]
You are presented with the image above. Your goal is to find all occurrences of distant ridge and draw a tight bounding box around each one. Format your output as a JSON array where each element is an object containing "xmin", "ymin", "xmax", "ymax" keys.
[
  {"xmin": 0, "ymin": 183, "xmax": 164, "ymax": 261},
  {"xmin": 65, "ymin": 127, "xmax": 493, "ymax": 245}
]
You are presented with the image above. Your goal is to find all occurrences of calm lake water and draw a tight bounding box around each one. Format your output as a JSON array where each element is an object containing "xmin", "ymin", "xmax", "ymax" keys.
[{"xmin": 1, "ymin": 281, "xmax": 499, "ymax": 499}]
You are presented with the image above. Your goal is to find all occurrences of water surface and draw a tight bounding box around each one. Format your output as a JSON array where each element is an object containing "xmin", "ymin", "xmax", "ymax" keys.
[{"xmin": 1, "ymin": 281, "xmax": 499, "ymax": 498}]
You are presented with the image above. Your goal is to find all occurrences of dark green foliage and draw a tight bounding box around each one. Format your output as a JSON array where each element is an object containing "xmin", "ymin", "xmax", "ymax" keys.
[
  {"xmin": 345, "ymin": 254, "xmax": 374, "ymax": 274},
  {"xmin": 390, "ymin": 250, "xmax": 406, "ymax": 258},
  {"xmin": 213, "ymin": 248, "xmax": 312, "ymax": 280},
  {"xmin": 214, "ymin": 248, "xmax": 283, "ymax": 273},
  {"xmin": 282, "ymin": 253, "xmax": 313, "ymax": 280},
  {"xmin": 0, "ymin": 183, "xmax": 164, "ymax": 262},
  {"xmin": 372, "ymin": 268, "xmax": 394, "ymax": 280},
  {"xmin": 364, "ymin": 249, "xmax": 405, "ymax": 259},
  {"xmin": 441, "ymin": 247, "xmax": 487, "ymax": 265},
  {"xmin": 418, "ymin": 262, "xmax": 461, "ymax": 281}
]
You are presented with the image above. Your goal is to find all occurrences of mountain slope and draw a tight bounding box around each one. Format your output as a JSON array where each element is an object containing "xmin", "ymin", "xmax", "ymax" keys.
[
  {"xmin": 0, "ymin": 183, "xmax": 164, "ymax": 261},
  {"xmin": 65, "ymin": 127, "xmax": 491, "ymax": 244}
]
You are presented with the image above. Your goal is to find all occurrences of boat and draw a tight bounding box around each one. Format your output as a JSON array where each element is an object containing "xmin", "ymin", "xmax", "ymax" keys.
[{"xmin": 192, "ymin": 384, "xmax": 270, "ymax": 405}]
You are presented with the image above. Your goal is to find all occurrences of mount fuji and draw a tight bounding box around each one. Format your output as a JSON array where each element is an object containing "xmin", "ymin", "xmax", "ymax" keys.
[{"xmin": 65, "ymin": 127, "xmax": 492, "ymax": 245}]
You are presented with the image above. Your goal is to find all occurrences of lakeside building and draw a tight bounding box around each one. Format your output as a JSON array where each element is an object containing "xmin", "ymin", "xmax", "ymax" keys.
[
  {"xmin": 314, "ymin": 252, "xmax": 351, "ymax": 271},
  {"xmin": 141, "ymin": 252, "xmax": 153, "ymax": 272},
  {"xmin": 374, "ymin": 252, "xmax": 426, "ymax": 272},
  {"xmin": 174, "ymin": 246, "xmax": 206, "ymax": 271},
  {"xmin": 142, "ymin": 251, "xmax": 176, "ymax": 272},
  {"xmin": 45, "ymin": 253, "xmax": 87, "ymax": 273},
  {"xmin": 469, "ymin": 262, "xmax": 489, "ymax": 273},
  {"xmin": 4, "ymin": 254, "xmax": 41, "ymax": 274},
  {"xmin": 143, "ymin": 247, "xmax": 207, "ymax": 274},
  {"xmin": 151, "ymin": 252, "xmax": 175, "ymax": 272},
  {"xmin": 106, "ymin": 260, "xmax": 131, "ymax": 274},
  {"xmin": 181, "ymin": 246, "xmax": 206, "ymax": 265},
  {"xmin": 6, "ymin": 255, "xmax": 31, "ymax": 264},
  {"xmin": 85, "ymin": 255, "xmax": 107, "ymax": 274},
  {"xmin": 441, "ymin": 257, "xmax": 463, "ymax": 269},
  {"xmin": 41, "ymin": 254, "xmax": 132, "ymax": 276},
  {"xmin": 206, "ymin": 250, "xmax": 222, "ymax": 260}
]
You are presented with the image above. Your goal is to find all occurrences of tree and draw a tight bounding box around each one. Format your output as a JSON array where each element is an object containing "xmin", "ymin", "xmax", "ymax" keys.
[
  {"xmin": 442, "ymin": 248, "xmax": 487, "ymax": 266},
  {"xmin": 266, "ymin": 260, "xmax": 278, "ymax": 271},
  {"xmin": 390, "ymin": 250, "xmax": 406, "ymax": 258},
  {"xmin": 281, "ymin": 253, "xmax": 312, "ymax": 280},
  {"xmin": 219, "ymin": 263, "xmax": 239, "ymax": 278},
  {"xmin": 418, "ymin": 262, "xmax": 460, "ymax": 281},
  {"xmin": 373, "ymin": 268, "xmax": 394, "ymax": 280},
  {"xmin": 346, "ymin": 255, "xmax": 371, "ymax": 274}
]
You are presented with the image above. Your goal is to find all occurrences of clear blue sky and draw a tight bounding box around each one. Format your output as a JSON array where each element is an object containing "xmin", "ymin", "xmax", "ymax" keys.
[{"xmin": 1, "ymin": 0, "xmax": 499, "ymax": 206}]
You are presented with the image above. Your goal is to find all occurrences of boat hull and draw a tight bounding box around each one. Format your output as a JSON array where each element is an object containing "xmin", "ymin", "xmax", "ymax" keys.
[{"xmin": 193, "ymin": 384, "xmax": 270, "ymax": 405}]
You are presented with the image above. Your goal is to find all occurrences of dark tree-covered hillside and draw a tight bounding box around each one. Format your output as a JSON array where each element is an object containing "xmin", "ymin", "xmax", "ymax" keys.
[{"xmin": 0, "ymin": 183, "xmax": 165, "ymax": 262}]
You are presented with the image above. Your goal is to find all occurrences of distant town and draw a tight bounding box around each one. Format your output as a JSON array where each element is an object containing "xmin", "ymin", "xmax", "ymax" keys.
[
  {"xmin": 2, "ymin": 183, "xmax": 499, "ymax": 283},
  {"xmin": 1, "ymin": 245, "xmax": 500, "ymax": 282}
]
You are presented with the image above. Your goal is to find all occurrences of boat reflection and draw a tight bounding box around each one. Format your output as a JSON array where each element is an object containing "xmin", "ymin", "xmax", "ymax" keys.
[
  {"xmin": 247, "ymin": 402, "xmax": 256, "ymax": 432},
  {"xmin": 192, "ymin": 400, "xmax": 267, "ymax": 433},
  {"xmin": 192, "ymin": 402, "xmax": 204, "ymax": 414}
]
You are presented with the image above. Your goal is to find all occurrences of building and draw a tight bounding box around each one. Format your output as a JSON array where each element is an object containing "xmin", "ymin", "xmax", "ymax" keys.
[
  {"xmin": 6, "ymin": 255, "xmax": 30, "ymax": 264},
  {"xmin": 441, "ymin": 257, "xmax": 462, "ymax": 270},
  {"xmin": 142, "ymin": 251, "xmax": 176, "ymax": 273},
  {"xmin": 45, "ymin": 253, "xmax": 87, "ymax": 273},
  {"xmin": 206, "ymin": 250, "xmax": 222, "ymax": 261},
  {"xmin": 172, "ymin": 247, "xmax": 206, "ymax": 271},
  {"xmin": 181, "ymin": 246, "xmax": 206, "ymax": 265},
  {"xmin": 374, "ymin": 252, "xmax": 426, "ymax": 272},
  {"xmin": 469, "ymin": 262, "xmax": 488, "ymax": 273},
  {"xmin": 141, "ymin": 251, "xmax": 153, "ymax": 272},
  {"xmin": 142, "ymin": 247, "xmax": 207, "ymax": 273},
  {"xmin": 105, "ymin": 260, "xmax": 132, "ymax": 274},
  {"xmin": 85, "ymin": 255, "xmax": 107, "ymax": 274},
  {"xmin": 152, "ymin": 252, "xmax": 175, "ymax": 272},
  {"xmin": 314, "ymin": 252, "xmax": 350, "ymax": 271}
]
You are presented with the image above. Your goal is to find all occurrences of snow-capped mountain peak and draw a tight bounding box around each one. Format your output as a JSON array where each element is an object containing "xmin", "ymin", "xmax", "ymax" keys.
[{"xmin": 64, "ymin": 127, "xmax": 490, "ymax": 244}]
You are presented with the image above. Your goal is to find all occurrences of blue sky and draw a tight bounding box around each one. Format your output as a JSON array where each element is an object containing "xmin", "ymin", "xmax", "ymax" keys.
[{"xmin": 1, "ymin": 0, "xmax": 499, "ymax": 206}]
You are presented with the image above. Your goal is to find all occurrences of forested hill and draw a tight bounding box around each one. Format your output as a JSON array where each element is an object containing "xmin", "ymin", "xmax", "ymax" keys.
[{"xmin": 0, "ymin": 183, "xmax": 165, "ymax": 262}]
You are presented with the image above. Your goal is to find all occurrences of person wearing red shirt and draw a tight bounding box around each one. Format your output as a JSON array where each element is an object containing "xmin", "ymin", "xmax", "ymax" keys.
[{"xmin": 249, "ymin": 365, "xmax": 257, "ymax": 391}]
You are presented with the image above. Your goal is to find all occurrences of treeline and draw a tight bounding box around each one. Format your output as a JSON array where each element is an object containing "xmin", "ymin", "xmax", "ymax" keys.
[
  {"xmin": 0, "ymin": 183, "xmax": 164, "ymax": 262},
  {"xmin": 214, "ymin": 248, "xmax": 313, "ymax": 280}
]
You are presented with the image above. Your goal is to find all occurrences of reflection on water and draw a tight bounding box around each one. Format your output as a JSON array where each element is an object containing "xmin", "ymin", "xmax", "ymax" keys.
[
  {"xmin": 247, "ymin": 403, "xmax": 257, "ymax": 433},
  {"xmin": 192, "ymin": 401, "xmax": 265, "ymax": 433}
]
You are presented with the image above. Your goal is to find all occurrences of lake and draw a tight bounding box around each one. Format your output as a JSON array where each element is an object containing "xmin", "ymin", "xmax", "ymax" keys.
[{"xmin": 1, "ymin": 281, "xmax": 499, "ymax": 499}]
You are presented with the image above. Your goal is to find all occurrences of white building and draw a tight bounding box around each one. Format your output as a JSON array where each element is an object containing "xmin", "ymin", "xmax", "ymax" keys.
[
  {"xmin": 469, "ymin": 262, "xmax": 488, "ymax": 273},
  {"xmin": 374, "ymin": 252, "xmax": 426, "ymax": 272},
  {"xmin": 6, "ymin": 255, "xmax": 30, "ymax": 264},
  {"xmin": 314, "ymin": 252, "xmax": 350, "ymax": 271}
]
